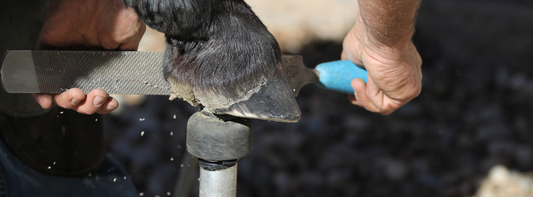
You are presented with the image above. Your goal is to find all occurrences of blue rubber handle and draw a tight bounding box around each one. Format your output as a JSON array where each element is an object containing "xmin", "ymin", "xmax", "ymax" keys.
[{"xmin": 315, "ymin": 60, "xmax": 368, "ymax": 94}]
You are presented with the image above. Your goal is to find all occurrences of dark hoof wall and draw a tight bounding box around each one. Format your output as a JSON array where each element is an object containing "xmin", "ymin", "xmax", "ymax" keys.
[{"xmin": 213, "ymin": 67, "xmax": 301, "ymax": 123}]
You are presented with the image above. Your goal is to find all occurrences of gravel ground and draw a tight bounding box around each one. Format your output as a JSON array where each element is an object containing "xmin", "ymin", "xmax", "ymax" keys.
[{"xmin": 104, "ymin": 0, "xmax": 533, "ymax": 196}]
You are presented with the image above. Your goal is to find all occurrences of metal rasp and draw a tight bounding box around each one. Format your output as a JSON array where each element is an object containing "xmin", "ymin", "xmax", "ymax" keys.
[{"xmin": 1, "ymin": 50, "xmax": 367, "ymax": 96}]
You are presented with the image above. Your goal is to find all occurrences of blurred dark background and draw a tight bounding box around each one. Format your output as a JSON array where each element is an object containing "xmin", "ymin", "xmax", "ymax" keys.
[{"xmin": 104, "ymin": 0, "xmax": 533, "ymax": 196}]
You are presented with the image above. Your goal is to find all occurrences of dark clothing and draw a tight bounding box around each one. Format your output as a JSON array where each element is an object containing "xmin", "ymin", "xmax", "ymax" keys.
[
  {"xmin": 0, "ymin": 132, "xmax": 138, "ymax": 197},
  {"xmin": 0, "ymin": 1, "xmax": 138, "ymax": 196}
]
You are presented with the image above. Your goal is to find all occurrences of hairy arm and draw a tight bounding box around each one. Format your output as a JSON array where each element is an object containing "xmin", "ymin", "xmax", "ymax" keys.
[
  {"xmin": 343, "ymin": 0, "xmax": 422, "ymax": 115},
  {"xmin": 358, "ymin": 0, "xmax": 420, "ymax": 47}
]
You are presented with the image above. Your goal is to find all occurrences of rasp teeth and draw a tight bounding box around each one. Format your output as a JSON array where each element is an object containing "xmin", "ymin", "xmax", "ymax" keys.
[{"xmin": 30, "ymin": 50, "xmax": 172, "ymax": 95}]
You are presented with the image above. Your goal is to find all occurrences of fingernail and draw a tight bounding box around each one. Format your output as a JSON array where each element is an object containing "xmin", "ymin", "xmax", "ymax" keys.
[
  {"xmin": 71, "ymin": 97, "xmax": 80, "ymax": 105},
  {"xmin": 93, "ymin": 96, "xmax": 105, "ymax": 107}
]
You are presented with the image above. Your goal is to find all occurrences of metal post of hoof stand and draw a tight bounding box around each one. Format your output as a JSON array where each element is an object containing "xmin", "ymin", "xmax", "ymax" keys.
[{"xmin": 186, "ymin": 111, "xmax": 253, "ymax": 197}]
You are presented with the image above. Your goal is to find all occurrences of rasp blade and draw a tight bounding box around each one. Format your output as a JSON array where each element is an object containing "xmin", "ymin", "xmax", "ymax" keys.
[
  {"xmin": 1, "ymin": 50, "xmax": 315, "ymax": 96},
  {"xmin": 1, "ymin": 50, "xmax": 171, "ymax": 95}
]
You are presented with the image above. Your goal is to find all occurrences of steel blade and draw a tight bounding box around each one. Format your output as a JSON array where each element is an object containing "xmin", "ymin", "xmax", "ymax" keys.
[
  {"xmin": 1, "ymin": 50, "xmax": 314, "ymax": 96},
  {"xmin": 280, "ymin": 55, "xmax": 319, "ymax": 96},
  {"xmin": 1, "ymin": 50, "xmax": 170, "ymax": 95}
]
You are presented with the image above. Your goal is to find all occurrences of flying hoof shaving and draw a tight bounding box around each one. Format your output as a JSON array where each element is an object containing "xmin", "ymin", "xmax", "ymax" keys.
[{"xmin": 123, "ymin": 0, "xmax": 301, "ymax": 122}]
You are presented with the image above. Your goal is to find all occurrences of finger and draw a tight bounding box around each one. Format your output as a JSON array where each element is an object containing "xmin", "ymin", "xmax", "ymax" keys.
[
  {"xmin": 350, "ymin": 78, "xmax": 381, "ymax": 113},
  {"xmin": 53, "ymin": 88, "xmax": 87, "ymax": 109},
  {"xmin": 74, "ymin": 89, "xmax": 109, "ymax": 115},
  {"xmin": 348, "ymin": 94, "xmax": 362, "ymax": 107},
  {"xmin": 349, "ymin": 78, "xmax": 369, "ymax": 108},
  {"xmin": 95, "ymin": 97, "xmax": 119, "ymax": 114},
  {"xmin": 365, "ymin": 78, "xmax": 399, "ymax": 115},
  {"xmin": 347, "ymin": 77, "xmax": 363, "ymax": 107},
  {"xmin": 365, "ymin": 77, "xmax": 388, "ymax": 114},
  {"xmin": 33, "ymin": 94, "xmax": 54, "ymax": 109}
]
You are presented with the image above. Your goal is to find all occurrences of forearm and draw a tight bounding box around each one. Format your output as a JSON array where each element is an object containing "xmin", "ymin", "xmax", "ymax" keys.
[{"xmin": 358, "ymin": 0, "xmax": 421, "ymax": 48}]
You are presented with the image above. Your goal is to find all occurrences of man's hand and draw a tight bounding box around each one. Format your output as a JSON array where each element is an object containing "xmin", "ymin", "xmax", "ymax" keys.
[
  {"xmin": 342, "ymin": 0, "xmax": 422, "ymax": 115},
  {"xmin": 35, "ymin": 0, "xmax": 146, "ymax": 114}
]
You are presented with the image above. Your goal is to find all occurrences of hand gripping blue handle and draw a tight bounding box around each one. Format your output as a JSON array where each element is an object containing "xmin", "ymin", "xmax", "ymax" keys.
[{"xmin": 315, "ymin": 60, "xmax": 368, "ymax": 94}]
